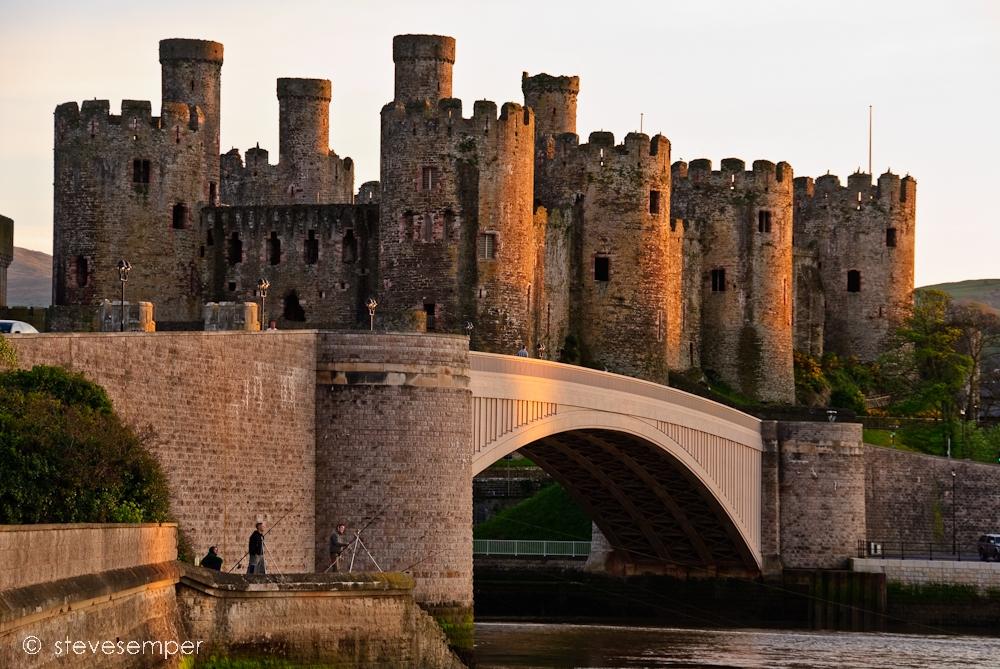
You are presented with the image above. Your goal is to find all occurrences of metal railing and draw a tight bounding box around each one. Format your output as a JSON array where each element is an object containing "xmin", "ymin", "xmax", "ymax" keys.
[
  {"xmin": 858, "ymin": 539, "xmax": 982, "ymax": 561},
  {"xmin": 473, "ymin": 539, "xmax": 591, "ymax": 558}
]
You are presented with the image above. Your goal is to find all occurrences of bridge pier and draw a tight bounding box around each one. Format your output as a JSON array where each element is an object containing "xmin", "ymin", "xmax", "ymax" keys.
[
  {"xmin": 761, "ymin": 421, "xmax": 867, "ymax": 572},
  {"xmin": 314, "ymin": 332, "xmax": 474, "ymax": 647}
]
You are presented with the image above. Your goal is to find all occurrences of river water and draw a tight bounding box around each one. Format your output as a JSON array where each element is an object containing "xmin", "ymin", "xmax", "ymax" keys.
[{"xmin": 473, "ymin": 622, "xmax": 1000, "ymax": 668}]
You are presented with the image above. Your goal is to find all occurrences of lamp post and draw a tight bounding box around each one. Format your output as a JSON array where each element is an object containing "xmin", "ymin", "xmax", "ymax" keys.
[
  {"xmin": 256, "ymin": 278, "xmax": 270, "ymax": 331},
  {"xmin": 890, "ymin": 424, "xmax": 898, "ymax": 448},
  {"xmin": 116, "ymin": 259, "xmax": 131, "ymax": 332},
  {"xmin": 951, "ymin": 470, "xmax": 958, "ymax": 557},
  {"xmin": 960, "ymin": 408, "xmax": 967, "ymax": 458},
  {"xmin": 366, "ymin": 297, "xmax": 378, "ymax": 331}
]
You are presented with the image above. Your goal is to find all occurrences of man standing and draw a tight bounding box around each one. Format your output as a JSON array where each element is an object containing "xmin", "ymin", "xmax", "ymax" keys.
[
  {"xmin": 329, "ymin": 522, "xmax": 351, "ymax": 572},
  {"xmin": 247, "ymin": 521, "xmax": 266, "ymax": 575}
]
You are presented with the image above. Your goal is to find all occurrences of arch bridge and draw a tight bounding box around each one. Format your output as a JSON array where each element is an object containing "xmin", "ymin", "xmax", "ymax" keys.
[{"xmin": 469, "ymin": 353, "xmax": 763, "ymax": 575}]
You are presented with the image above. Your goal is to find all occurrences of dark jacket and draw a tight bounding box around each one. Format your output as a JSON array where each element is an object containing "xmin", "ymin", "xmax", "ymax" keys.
[
  {"xmin": 249, "ymin": 530, "xmax": 264, "ymax": 556},
  {"xmin": 201, "ymin": 550, "xmax": 223, "ymax": 571}
]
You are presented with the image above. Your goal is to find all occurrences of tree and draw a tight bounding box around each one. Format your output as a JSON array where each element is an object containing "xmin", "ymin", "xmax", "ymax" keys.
[
  {"xmin": 0, "ymin": 366, "xmax": 169, "ymax": 524},
  {"xmin": 879, "ymin": 289, "xmax": 972, "ymax": 421},
  {"xmin": 948, "ymin": 301, "xmax": 1000, "ymax": 421}
]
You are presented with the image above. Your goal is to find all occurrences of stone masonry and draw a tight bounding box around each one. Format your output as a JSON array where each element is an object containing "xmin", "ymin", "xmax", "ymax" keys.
[{"xmin": 50, "ymin": 34, "xmax": 916, "ymax": 402}]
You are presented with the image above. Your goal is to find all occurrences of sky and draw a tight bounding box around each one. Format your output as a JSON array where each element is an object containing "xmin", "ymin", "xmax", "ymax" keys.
[{"xmin": 1, "ymin": 0, "xmax": 997, "ymax": 286}]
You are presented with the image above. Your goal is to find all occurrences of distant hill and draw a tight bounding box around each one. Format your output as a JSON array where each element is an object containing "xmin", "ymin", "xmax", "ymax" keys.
[
  {"xmin": 919, "ymin": 278, "xmax": 1000, "ymax": 314},
  {"xmin": 7, "ymin": 247, "xmax": 51, "ymax": 307}
]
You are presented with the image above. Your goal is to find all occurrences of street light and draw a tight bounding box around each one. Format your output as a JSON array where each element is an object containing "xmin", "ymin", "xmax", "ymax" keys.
[
  {"xmin": 117, "ymin": 259, "xmax": 131, "ymax": 332},
  {"xmin": 366, "ymin": 297, "xmax": 378, "ymax": 331},
  {"xmin": 960, "ymin": 408, "xmax": 967, "ymax": 457},
  {"xmin": 951, "ymin": 470, "xmax": 958, "ymax": 556},
  {"xmin": 256, "ymin": 278, "xmax": 270, "ymax": 331}
]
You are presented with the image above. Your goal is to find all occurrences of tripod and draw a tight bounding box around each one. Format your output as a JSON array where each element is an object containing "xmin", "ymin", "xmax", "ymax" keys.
[{"xmin": 325, "ymin": 528, "xmax": 383, "ymax": 573}]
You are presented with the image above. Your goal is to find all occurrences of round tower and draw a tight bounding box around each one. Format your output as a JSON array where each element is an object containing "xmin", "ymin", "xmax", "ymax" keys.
[
  {"xmin": 575, "ymin": 132, "xmax": 675, "ymax": 383},
  {"xmin": 392, "ymin": 35, "xmax": 455, "ymax": 103},
  {"xmin": 521, "ymin": 72, "xmax": 579, "ymax": 139},
  {"xmin": 159, "ymin": 38, "xmax": 223, "ymax": 196},
  {"xmin": 277, "ymin": 78, "xmax": 331, "ymax": 165}
]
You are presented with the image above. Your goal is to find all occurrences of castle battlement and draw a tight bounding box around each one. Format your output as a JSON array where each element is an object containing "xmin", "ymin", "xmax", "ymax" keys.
[
  {"xmin": 794, "ymin": 170, "xmax": 916, "ymax": 209},
  {"xmin": 55, "ymin": 99, "xmax": 204, "ymax": 137},
  {"xmin": 381, "ymin": 97, "xmax": 532, "ymax": 137},
  {"xmin": 671, "ymin": 158, "xmax": 793, "ymax": 191},
  {"xmin": 159, "ymin": 38, "xmax": 223, "ymax": 64},
  {"xmin": 205, "ymin": 203, "xmax": 376, "ymax": 233}
]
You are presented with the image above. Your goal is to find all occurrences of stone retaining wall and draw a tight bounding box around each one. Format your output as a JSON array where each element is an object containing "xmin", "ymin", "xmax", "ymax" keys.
[{"xmin": 851, "ymin": 557, "xmax": 1000, "ymax": 594}]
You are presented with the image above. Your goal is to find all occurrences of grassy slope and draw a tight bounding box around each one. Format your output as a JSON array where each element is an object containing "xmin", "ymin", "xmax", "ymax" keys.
[
  {"xmin": 919, "ymin": 278, "xmax": 1000, "ymax": 314},
  {"xmin": 473, "ymin": 483, "xmax": 592, "ymax": 541},
  {"xmin": 7, "ymin": 247, "xmax": 52, "ymax": 307}
]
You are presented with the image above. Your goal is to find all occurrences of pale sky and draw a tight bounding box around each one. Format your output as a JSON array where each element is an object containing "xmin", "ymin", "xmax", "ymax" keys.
[{"xmin": 1, "ymin": 0, "xmax": 997, "ymax": 286}]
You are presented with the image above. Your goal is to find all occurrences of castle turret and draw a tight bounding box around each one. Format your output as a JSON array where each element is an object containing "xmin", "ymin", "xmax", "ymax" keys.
[
  {"xmin": 392, "ymin": 35, "xmax": 455, "ymax": 103},
  {"xmin": 522, "ymin": 72, "xmax": 579, "ymax": 139},
  {"xmin": 278, "ymin": 78, "xmax": 331, "ymax": 166},
  {"xmin": 159, "ymin": 38, "xmax": 223, "ymax": 197},
  {"xmin": 793, "ymin": 169, "xmax": 916, "ymax": 361},
  {"xmin": 671, "ymin": 158, "xmax": 796, "ymax": 403}
]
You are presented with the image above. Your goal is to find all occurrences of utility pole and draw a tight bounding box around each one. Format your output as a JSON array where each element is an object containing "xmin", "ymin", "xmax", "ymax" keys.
[{"xmin": 868, "ymin": 105, "xmax": 873, "ymax": 175}]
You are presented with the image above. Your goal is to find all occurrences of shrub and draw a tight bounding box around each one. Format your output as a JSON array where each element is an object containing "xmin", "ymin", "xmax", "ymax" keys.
[{"xmin": 0, "ymin": 366, "xmax": 169, "ymax": 524}]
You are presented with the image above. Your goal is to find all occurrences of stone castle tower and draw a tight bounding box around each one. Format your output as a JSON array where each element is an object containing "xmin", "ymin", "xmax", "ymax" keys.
[
  {"xmin": 378, "ymin": 35, "xmax": 536, "ymax": 353},
  {"xmin": 793, "ymin": 171, "xmax": 916, "ymax": 361},
  {"xmin": 49, "ymin": 34, "xmax": 916, "ymax": 403},
  {"xmin": 671, "ymin": 159, "xmax": 796, "ymax": 403},
  {"xmin": 0, "ymin": 214, "xmax": 12, "ymax": 307}
]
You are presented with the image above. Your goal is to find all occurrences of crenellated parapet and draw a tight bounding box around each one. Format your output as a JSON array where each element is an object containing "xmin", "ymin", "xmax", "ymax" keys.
[
  {"xmin": 392, "ymin": 34, "xmax": 456, "ymax": 104},
  {"xmin": 670, "ymin": 157, "xmax": 795, "ymax": 403},
  {"xmin": 792, "ymin": 170, "xmax": 916, "ymax": 361}
]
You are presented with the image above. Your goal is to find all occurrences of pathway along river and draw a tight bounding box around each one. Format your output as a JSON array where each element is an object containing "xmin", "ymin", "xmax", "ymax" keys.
[{"xmin": 473, "ymin": 622, "xmax": 1000, "ymax": 668}]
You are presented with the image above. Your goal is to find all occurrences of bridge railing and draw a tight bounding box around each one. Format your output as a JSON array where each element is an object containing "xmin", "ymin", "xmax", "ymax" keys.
[
  {"xmin": 858, "ymin": 539, "xmax": 982, "ymax": 562},
  {"xmin": 473, "ymin": 539, "xmax": 591, "ymax": 558}
]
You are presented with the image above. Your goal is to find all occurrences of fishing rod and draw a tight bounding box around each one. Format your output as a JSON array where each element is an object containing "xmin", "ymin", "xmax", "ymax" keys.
[
  {"xmin": 228, "ymin": 503, "xmax": 296, "ymax": 574},
  {"xmin": 323, "ymin": 500, "xmax": 392, "ymax": 573}
]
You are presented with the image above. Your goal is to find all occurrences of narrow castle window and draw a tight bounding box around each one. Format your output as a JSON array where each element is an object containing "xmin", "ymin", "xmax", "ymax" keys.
[
  {"xmin": 342, "ymin": 229, "xmax": 357, "ymax": 264},
  {"xmin": 758, "ymin": 210, "xmax": 772, "ymax": 233},
  {"xmin": 172, "ymin": 203, "xmax": 189, "ymax": 229},
  {"xmin": 847, "ymin": 270, "xmax": 861, "ymax": 293},
  {"xmin": 209, "ymin": 182, "xmax": 217, "ymax": 204},
  {"xmin": 422, "ymin": 214, "xmax": 433, "ymax": 242},
  {"xmin": 283, "ymin": 290, "xmax": 306, "ymax": 322},
  {"xmin": 75, "ymin": 255, "xmax": 89, "ymax": 288},
  {"xmin": 267, "ymin": 231, "xmax": 281, "ymax": 265},
  {"xmin": 403, "ymin": 210, "xmax": 415, "ymax": 239},
  {"xmin": 132, "ymin": 159, "xmax": 150, "ymax": 185},
  {"xmin": 649, "ymin": 190, "xmax": 661, "ymax": 214},
  {"xmin": 478, "ymin": 233, "xmax": 497, "ymax": 260},
  {"xmin": 424, "ymin": 303, "xmax": 437, "ymax": 331},
  {"xmin": 228, "ymin": 232, "xmax": 242, "ymax": 266},
  {"xmin": 422, "ymin": 166, "xmax": 438, "ymax": 191},
  {"xmin": 711, "ymin": 268, "xmax": 726, "ymax": 292},
  {"xmin": 207, "ymin": 230, "xmax": 214, "ymax": 246},
  {"xmin": 886, "ymin": 228, "xmax": 897, "ymax": 248},
  {"xmin": 305, "ymin": 230, "xmax": 319, "ymax": 264},
  {"xmin": 594, "ymin": 255, "xmax": 610, "ymax": 282}
]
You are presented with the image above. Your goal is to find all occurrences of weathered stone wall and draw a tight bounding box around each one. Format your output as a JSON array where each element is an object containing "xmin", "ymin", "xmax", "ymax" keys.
[
  {"xmin": 202, "ymin": 203, "xmax": 377, "ymax": 329},
  {"xmin": 379, "ymin": 90, "xmax": 535, "ymax": 352},
  {"xmin": 9, "ymin": 332, "xmax": 317, "ymax": 574},
  {"xmin": 770, "ymin": 421, "xmax": 867, "ymax": 569},
  {"xmin": 865, "ymin": 444, "xmax": 1000, "ymax": 551},
  {"xmin": 0, "ymin": 214, "xmax": 11, "ymax": 307},
  {"xmin": 177, "ymin": 569, "xmax": 464, "ymax": 668},
  {"xmin": 792, "ymin": 247, "xmax": 824, "ymax": 357},
  {"xmin": 671, "ymin": 159, "xmax": 795, "ymax": 402},
  {"xmin": 793, "ymin": 172, "xmax": 916, "ymax": 361},
  {"xmin": 852, "ymin": 557, "xmax": 1000, "ymax": 595},
  {"xmin": 0, "ymin": 524, "xmax": 183, "ymax": 669},
  {"xmin": 521, "ymin": 72, "xmax": 578, "ymax": 139},
  {"xmin": 0, "ymin": 523, "xmax": 177, "ymax": 591},
  {"xmin": 314, "ymin": 333, "xmax": 473, "ymax": 621}
]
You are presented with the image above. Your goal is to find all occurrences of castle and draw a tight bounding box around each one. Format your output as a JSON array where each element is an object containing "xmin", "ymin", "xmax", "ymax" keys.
[{"xmin": 51, "ymin": 35, "xmax": 915, "ymax": 403}]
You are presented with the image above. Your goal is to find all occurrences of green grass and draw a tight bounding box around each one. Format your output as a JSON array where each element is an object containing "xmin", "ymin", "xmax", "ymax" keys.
[
  {"xmin": 920, "ymin": 278, "xmax": 1000, "ymax": 313},
  {"xmin": 864, "ymin": 423, "xmax": 1000, "ymax": 464},
  {"xmin": 473, "ymin": 482, "xmax": 592, "ymax": 541}
]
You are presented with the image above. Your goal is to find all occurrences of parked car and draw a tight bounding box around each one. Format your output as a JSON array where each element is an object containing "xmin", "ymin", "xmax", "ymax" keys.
[
  {"xmin": 978, "ymin": 534, "xmax": 1000, "ymax": 561},
  {"xmin": 0, "ymin": 320, "xmax": 39, "ymax": 334}
]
